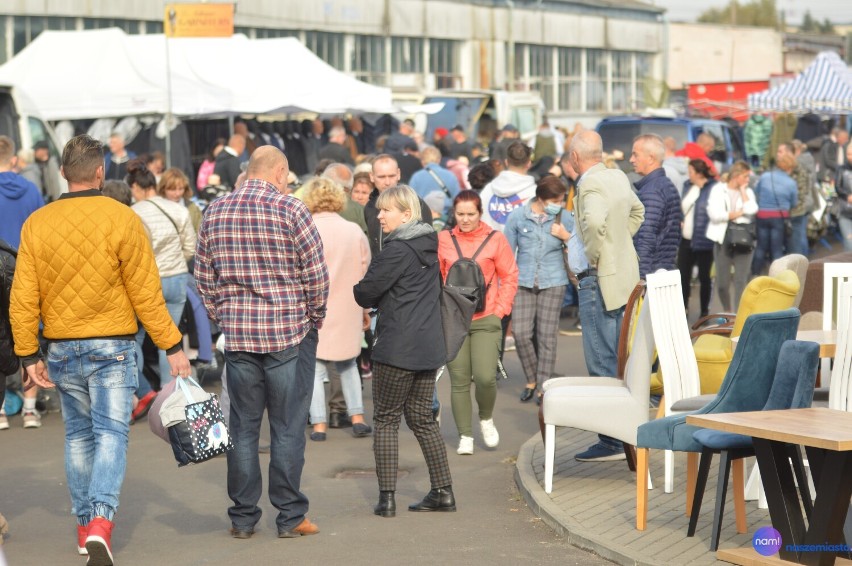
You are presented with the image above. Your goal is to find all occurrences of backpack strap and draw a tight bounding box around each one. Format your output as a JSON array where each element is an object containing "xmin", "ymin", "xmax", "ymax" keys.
[
  {"xmin": 471, "ymin": 230, "xmax": 496, "ymax": 261},
  {"xmin": 450, "ymin": 232, "xmax": 465, "ymax": 260}
]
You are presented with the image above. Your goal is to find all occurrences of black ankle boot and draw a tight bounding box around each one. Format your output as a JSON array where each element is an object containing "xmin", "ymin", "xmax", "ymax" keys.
[
  {"xmin": 408, "ymin": 487, "xmax": 456, "ymax": 512},
  {"xmin": 374, "ymin": 491, "xmax": 396, "ymax": 517}
]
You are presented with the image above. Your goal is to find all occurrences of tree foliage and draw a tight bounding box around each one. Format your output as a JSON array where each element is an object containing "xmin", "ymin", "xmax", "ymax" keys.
[{"xmin": 697, "ymin": 0, "xmax": 779, "ymax": 28}]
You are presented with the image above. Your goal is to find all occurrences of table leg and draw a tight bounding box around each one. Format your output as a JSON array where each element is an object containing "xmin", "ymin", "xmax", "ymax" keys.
[
  {"xmin": 800, "ymin": 451, "xmax": 852, "ymax": 566},
  {"xmin": 753, "ymin": 438, "xmax": 807, "ymax": 562}
]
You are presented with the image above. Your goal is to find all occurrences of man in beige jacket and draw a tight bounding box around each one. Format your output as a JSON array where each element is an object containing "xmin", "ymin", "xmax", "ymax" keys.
[{"xmin": 569, "ymin": 130, "xmax": 645, "ymax": 462}]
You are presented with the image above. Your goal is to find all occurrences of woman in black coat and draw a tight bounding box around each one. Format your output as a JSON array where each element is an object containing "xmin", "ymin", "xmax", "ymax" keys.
[{"xmin": 353, "ymin": 185, "xmax": 454, "ymax": 518}]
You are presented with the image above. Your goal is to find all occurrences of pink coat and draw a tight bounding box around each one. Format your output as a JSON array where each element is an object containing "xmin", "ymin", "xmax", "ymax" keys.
[{"xmin": 314, "ymin": 212, "xmax": 371, "ymax": 361}]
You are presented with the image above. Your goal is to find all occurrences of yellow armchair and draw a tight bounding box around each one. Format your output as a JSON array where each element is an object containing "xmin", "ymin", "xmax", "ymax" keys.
[{"xmin": 693, "ymin": 270, "xmax": 800, "ymax": 393}]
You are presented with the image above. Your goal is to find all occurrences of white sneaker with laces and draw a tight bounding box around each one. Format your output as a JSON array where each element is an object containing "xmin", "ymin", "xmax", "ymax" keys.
[
  {"xmin": 457, "ymin": 435, "xmax": 474, "ymax": 455},
  {"xmin": 480, "ymin": 419, "xmax": 500, "ymax": 448},
  {"xmin": 22, "ymin": 410, "xmax": 42, "ymax": 429}
]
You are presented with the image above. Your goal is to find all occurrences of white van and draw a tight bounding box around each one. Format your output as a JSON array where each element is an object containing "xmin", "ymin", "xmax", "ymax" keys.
[
  {"xmin": 0, "ymin": 83, "xmax": 67, "ymax": 195},
  {"xmin": 420, "ymin": 89, "xmax": 545, "ymax": 145}
]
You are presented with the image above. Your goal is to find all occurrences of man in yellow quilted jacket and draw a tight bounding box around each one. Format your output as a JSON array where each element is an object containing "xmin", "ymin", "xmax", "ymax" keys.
[{"xmin": 9, "ymin": 134, "xmax": 191, "ymax": 566}]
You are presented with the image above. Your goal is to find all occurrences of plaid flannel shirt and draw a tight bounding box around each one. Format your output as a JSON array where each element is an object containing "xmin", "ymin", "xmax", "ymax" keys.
[{"xmin": 195, "ymin": 179, "xmax": 329, "ymax": 353}]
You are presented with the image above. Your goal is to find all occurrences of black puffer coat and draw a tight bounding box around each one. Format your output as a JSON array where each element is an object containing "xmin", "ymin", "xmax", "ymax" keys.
[{"xmin": 354, "ymin": 222, "xmax": 446, "ymax": 371}]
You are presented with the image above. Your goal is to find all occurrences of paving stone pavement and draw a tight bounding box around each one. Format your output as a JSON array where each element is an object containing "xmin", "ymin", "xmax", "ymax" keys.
[{"xmin": 515, "ymin": 426, "xmax": 774, "ymax": 566}]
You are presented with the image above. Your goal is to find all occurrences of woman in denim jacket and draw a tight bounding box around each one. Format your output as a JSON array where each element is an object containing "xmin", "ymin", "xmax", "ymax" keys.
[{"xmin": 505, "ymin": 177, "xmax": 572, "ymax": 404}]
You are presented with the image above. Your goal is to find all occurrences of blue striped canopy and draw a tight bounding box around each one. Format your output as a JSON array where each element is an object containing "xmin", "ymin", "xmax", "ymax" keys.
[{"xmin": 748, "ymin": 51, "xmax": 852, "ymax": 114}]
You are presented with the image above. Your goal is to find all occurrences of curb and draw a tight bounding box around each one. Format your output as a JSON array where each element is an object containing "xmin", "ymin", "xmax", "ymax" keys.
[{"xmin": 514, "ymin": 435, "xmax": 663, "ymax": 566}]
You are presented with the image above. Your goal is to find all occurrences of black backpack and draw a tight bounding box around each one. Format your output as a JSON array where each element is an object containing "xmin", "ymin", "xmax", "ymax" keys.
[
  {"xmin": 0, "ymin": 240, "xmax": 18, "ymax": 376},
  {"xmin": 445, "ymin": 231, "xmax": 495, "ymax": 313}
]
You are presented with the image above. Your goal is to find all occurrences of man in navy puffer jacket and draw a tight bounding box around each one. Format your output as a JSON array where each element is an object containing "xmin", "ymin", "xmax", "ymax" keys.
[{"xmin": 630, "ymin": 135, "xmax": 683, "ymax": 279}]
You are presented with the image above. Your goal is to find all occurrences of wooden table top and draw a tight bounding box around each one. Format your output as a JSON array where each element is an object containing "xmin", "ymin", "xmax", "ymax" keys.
[
  {"xmin": 688, "ymin": 408, "xmax": 852, "ymax": 451},
  {"xmin": 796, "ymin": 329, "xmax": 837, "ymax": 358}
]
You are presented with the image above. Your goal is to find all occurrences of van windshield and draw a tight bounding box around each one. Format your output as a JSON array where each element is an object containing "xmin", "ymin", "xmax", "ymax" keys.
[
  {"xmin": 598, "ymin": 122, "xmax": 688, "ymax": 162},
  {"xmin": 423, "ymin": 95, "xmax": 488, "ymax": 139}
]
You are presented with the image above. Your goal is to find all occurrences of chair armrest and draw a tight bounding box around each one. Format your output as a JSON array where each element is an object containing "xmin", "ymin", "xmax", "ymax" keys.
[
  {"xmin": 691, "ymin": 312, "xmax": 736, "ymax": 331},
  {"xmin": 669, "ymin": 394, "xmax": 716, "ymax": 412},
  {"xmin": 690, "ymin": 326, "xmax": 735, "ymax": 340}
]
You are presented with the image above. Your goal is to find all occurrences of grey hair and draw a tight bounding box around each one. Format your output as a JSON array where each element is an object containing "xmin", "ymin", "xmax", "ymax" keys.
[
  {"xmin": 634, "ymin": 134, "xmax": 665, "ymax": 163},
  {"xmin": 569, "ymin": 131, "xmax": 603, "ymax": 162},
  {"xmin": 322, "ymin": 162, "xmax": 353, "ymax": 191}
]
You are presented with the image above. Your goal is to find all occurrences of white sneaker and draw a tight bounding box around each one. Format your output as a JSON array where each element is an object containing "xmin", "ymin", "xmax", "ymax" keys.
[
  {"xmin": 480, "ymin": 419, "xmax": 500, "ymax": 448},
  {"xmin": 22, "ymin": 410, "xmax": 42, "ymax": 429},
  {"xmin": 457, "ymin": 435, "xmax": 474, "ymax": 455},
  {"xmin": 0, "ymin": 414, "xmax": 8, "ymax": 430}
]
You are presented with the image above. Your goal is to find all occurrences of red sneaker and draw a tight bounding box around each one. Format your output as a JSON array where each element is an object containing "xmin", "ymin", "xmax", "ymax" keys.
[
  {"xmin": 77, "ymin": 524, "xmax": 88, "ymax": 555},
  {"xmin": 85, "ymin": 517, "xmax": 114, "ymax": 566},
  {"xmin": 130, "ymin": 390, "xmax": 157, "ymax": 424}
]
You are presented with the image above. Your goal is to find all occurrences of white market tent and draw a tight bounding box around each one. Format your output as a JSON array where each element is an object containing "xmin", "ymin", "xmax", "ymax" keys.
[
  {"xmin": 0, "ymin": 28, "xmax": 393, "ymax": 120},
  {"xmin": 748, "ymin": 51, "xmax": 852, "ymax": 114}
]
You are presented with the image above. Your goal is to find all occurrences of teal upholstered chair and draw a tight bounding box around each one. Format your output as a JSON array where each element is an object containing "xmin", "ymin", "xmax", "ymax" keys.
[
  {"xmin": 635, "ymin": 308, "xmax": 801, "ymax": 531},
  {"xmin": 688, "ymin": 340, "xmax": 819, "ymax": 550}
]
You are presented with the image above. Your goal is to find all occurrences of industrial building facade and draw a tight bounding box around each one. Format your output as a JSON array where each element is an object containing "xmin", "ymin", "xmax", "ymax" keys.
[{"xmin": 1, "ymin": 0, "xmax": 665, "ymax": 120}]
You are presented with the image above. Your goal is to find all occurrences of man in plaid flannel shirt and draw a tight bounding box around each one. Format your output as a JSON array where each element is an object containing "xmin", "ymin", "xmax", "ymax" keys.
[{"xmin": 195, "ymin": 145, "xmax": 329, "ymax": 539}]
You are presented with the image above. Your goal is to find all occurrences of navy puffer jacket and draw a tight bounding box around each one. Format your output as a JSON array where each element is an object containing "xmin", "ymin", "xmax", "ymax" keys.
[{"xmin": 633, "ymin": 168, "xmax": 684, "ymax": 278}]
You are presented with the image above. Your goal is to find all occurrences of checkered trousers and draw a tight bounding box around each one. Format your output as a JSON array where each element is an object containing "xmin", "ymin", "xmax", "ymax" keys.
[
  {"xmin": 513, "ymin": 285, "xmax": 566, "ymax": 389},
  {"xmin": 372, "ymin": 362, "xmax": 452, "ymax": 492}
]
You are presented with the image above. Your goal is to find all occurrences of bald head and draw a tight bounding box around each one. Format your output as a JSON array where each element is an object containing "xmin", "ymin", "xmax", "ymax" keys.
[
  {"xmin": 229, "ymin": 134, "xmax": 246, "ymax": 155},
  {"xmin": 696, "ymin": 133, "xmax": 715, "ymax": 154},
  {"xmin": 247, "ymin": 145, "xmax": 289, "ymax": 193},
  {"xmin": 322, "ymin": 162, "xmax": 353, "ymax": 192},
  {"xmin": 568, "ymin": 130, "xmax": 603, "ymax": 175}
]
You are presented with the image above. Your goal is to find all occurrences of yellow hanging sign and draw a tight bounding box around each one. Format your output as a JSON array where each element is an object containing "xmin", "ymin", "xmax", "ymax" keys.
[{"xmin": 164, "ymin": 3, "xmax": 234, "ymax": 38}]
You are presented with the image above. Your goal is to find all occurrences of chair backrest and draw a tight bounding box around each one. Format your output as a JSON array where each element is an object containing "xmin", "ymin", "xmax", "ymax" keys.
[
  {"xmin": 645, "ymin": 269, "xmax": 702, "ymax": 415},
  {"xmin": 623, "ymin": 286, "xmax": 656, "ymax": 409},
  {"xmin": 828, "ymin": 280, "xmax": 852, "ymax": 411},
  {"xmin": 617, "ymin": 281, "xmax": 646, "ymax": 379},
  {"xmin": 697, "ymin": 308, "xmax": 801, "ymax": 416},
  {"xmin": 762, "ymin": 340, "xmax": 820, "ymax": 411},
  {"xmin": 730, "ymin": 270, "xmax": 800, "ymax": 338},
  {"xmin": 821, "ymin": 263, "xmax": 852, "ymax": 379},
  {"xmin": 769, "ymin": 253, "xmax": 809, "ymax": 308}
]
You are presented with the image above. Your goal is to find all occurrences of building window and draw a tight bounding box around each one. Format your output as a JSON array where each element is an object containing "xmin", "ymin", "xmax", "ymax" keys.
[
  {"xmin": 635, "ymin": 53, "xmax": 651, "ymax": 107},
  {"xmin": 430, "ymin": 39, "xmax": 459, "ymax": 89},
  {"xmin": 612, "ymin": 51, "xmax": 633, "ymax": 112},
  {"xmin": 557, "ymin": 47, "xmax": 582, "ymax": 112},
  {"xmin": 587, "ymin": 49, "xmax": 607, "ymax": 112},
  {"xmin": 145, "ymin": 21, "xmax": 164, "ymax": 34},
  {"xmin": 256, "ymin": 28, "xmax": 300, "ymax": 39},
  {"xmin": 528, "ymin": 45, "xmax": 554, "ymax": 111},
  {"xmin": 391, "ymin": 37, "xmax": 423, "ymax": 74},
  {"xmin": 305, "ymin": 31, "xmax": 345, "ymax": 71},
  {"xmin": 352, "ymin": 34, "xmax": 386, "ymax": 85}
]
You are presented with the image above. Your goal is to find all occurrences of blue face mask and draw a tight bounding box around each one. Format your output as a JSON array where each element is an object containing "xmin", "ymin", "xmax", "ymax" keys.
[{"xmin": 544, "ymin": 203, "xmax": 562, "ymax": 216}]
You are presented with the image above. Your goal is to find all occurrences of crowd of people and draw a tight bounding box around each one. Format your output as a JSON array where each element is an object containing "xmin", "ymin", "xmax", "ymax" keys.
[{"xmin": 0, "ymin": 111, "xmax": 850, "ymax": 563}]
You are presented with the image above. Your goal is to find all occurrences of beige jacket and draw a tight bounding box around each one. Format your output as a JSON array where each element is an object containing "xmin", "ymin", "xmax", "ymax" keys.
[
  {"xmin": 574, "ymin": 163, "xmax": 645, "ymax": 311},
  {"xmin": 132, "ymin": 196, "xmax": 196, "ymax": 278}
]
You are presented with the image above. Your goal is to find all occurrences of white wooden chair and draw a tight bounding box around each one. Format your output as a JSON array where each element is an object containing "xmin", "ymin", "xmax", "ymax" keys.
[
  {"xmin": 821, "ymin": 263, "xmax": 852, "ymax": 380},
  {"xmin": 647, "ymin": 269, "xmax": 703, "ymax": 493}
]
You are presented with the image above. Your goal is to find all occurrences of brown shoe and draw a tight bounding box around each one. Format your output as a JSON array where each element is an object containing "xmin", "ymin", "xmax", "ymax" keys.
[{"xmin": 278, "ymin": 518, "xmax": 319, "ymax": 538}]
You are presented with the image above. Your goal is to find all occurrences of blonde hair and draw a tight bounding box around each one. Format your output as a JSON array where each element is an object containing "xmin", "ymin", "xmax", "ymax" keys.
[
  {"xmin": 376, "ymin": 184, "xmax": 422, "ymax": 223},
  {"xmin": 776, "ymin": 153, "xmax": 797, "ymax": 173},
  {"xmin": 158, "ymin": 167, "xmax": 192, "ymax": 199},
  {"xmin": 302, "ymin": 177, "xmax": 346, "ymax": 214}
]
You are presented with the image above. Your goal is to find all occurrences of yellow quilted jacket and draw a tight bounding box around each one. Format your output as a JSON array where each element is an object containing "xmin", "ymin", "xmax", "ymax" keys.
[{"xmin": 10, "ymin": 191, "xmax": 182, "ymax": 357}]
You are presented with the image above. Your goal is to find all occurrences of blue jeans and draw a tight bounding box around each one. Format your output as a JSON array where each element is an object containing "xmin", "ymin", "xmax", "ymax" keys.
[
  {"xmin": 310, "ymin": 358, "xmax": 364, "ymax": 423},
  {"xmin": 839, "ymin": 215, "xmax": 852, "ymax": 252},
  {"xmin": 135, "ymin": 274, "xmax": 187, "ymax": 392},
  {"xmin": 224, "ymin": 328, "xmax": 318, "ymax": 533},
  {"xmin": 578, "ymin": 275, "xmax": 624, "ymax": 450},
  {"xmin": 752, "ymin": 217, "xmax": 786, "ymax": 275},
  {"xmin": 47, "ymin": 339, "xmax": 137, "ymax": 524},
  {"xmin": 785, "ymin": 214, "xmax": 809, "ymax": 256}
]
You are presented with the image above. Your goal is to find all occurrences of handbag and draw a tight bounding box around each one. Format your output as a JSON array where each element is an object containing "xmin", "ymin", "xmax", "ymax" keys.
[
  {"xmin": 166, "ymin": 377, "xmax": 233, "ymax": 467},
  {"xmin": 723, "ymin": 221, "xmax": 756, "ymax": 253}
]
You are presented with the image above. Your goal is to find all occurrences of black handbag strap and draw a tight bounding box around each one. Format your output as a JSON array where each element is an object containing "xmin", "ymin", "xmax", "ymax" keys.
[
  {"xmin": 146, "ymin": 198, "xmax": 181, "ymax": 235},
  {"xmin": 426, "ymin": 167, "xmax": 452, "ymax": 198},
  {"xmin": 555, "ymin": 210, "xmax": 579, "ymax": 288}
]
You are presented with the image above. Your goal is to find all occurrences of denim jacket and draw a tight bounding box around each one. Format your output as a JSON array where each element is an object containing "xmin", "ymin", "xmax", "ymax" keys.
[{"xmin": 504, "ymin": 200, "xmax": 571, "ymax": 290}]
